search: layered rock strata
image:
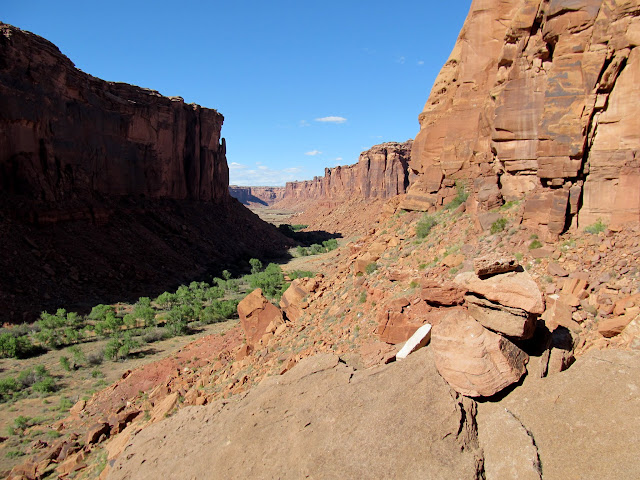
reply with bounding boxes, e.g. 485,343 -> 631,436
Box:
277,141 -> 414,207
228,186 -> 285,206
0,24 -> 290,322
403,0 -> 640,235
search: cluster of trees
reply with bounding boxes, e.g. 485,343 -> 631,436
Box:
296,238 -> 338,257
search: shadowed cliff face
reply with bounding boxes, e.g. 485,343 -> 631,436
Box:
277,141 -> 414,207
403,0 -> 640,236
0,24 -> 292,323
0,23 -> 229,212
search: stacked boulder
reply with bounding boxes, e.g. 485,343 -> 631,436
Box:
430,255 -> 545,397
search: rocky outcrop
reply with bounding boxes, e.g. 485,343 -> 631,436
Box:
402,0 -> 640,235
277,141 -> 413,207
107,349 -> 484,480
228,186 -> 285,206
0,24 -> 291,322
0,24 -> 229,211
237,289 -> 284,347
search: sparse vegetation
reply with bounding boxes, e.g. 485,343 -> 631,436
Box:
445,182 -> 469,210
529,239 -> 543,250
490,217 -> 507,234
365,262 -> 378,275
416,214 -> 437,239
584,218 -> 606,234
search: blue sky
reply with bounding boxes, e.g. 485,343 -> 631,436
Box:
3,1 -> 471,186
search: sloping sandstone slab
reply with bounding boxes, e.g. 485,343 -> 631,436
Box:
107,349 -> 482,480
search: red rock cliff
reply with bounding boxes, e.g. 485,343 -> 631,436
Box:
402,0 -> 640,235
0,23 -> 229,214
0,24 -> 291,323
279,141 -> 413,206
229,186 -> 286,206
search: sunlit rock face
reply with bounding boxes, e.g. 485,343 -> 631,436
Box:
403,0 -> 640,234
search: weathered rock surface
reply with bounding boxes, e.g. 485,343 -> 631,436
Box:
0,24 -> 291,322
478,349 -> 640,479
402,0 -> 640,233
432,309 -> 529,397
107,349 -> 483,480
237,289 -> 284,347
455,270 -> 545,314
276,141 -> 414,207
465,294 -> 536,339
228,186 -> 285,206
474,254 -> 520,277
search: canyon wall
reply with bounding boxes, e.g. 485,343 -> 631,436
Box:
402,0 -> 640,235
229,186 -> 286,206
0,24 -> 290,323
0,23 -> 229,217
278,141 -> 413,207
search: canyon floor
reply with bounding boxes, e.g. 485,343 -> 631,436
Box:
3,199 -> 640,479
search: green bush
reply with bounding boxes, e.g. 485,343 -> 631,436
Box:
322,239 -> 339,251
528,239 -> 543,250
59,356 -> 72,372
93,312 -> 124,337
104,333 -> 140,361
36,309 -> 85,348
490,218 -> 507,234
365,262 -> 378,275
289,270 -> 315,280
0,377 -> 21,402
155,292 -> 177,309
358,292 -> 367,303
416,214 -> 437,239
445,182 -> 469,210
249,258 -> 263,274
0,332 -> 34,359
296,245 -> 309,257
291,224 -> 308,232
584,218 -> 606,234
248,263 -> 286,300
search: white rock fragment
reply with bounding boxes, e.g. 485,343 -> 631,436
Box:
396,324 -> 432,360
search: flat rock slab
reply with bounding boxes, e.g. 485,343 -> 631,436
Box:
107,349 -> 482,480
465,295 -> 536,339
474,254 -> 520,277
478,349 -> 640,480
455,271 -> 545,314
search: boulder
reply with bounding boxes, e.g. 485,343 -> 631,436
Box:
598,309 -> 640,338
237,289 -> 284,347
421,280 -> 466,306
279,280 -> 308,322
473,254 -> 519,277
375,311 -> 422,344
431,310 -> 528,397
454,270 -> 545,314
465,295 -> 536,339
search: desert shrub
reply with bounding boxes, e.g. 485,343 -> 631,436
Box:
416,214 -> 437,239
291,224 -> 308,231
322,238 -> 339,251
490,218 -> 507,234
59,356 -> 72,372
0,332 -> 34,359
222,270 -> 232,280
445,182 -> 469,210
165,305 -> 194,337
36,309 -> 85,348
205,286 -> 225,301
247,263 -> 286,300
129,297 -> 156,328
365,262 -> 378,275
68,345 -> 85,368
87,350 -> 104,365
0,377 -> 21,402
296,246 -> 309,257
16,365 -> 56,395
93,311 -> 124,338
142,327 -> 168,343
155,292 -> 177,309
358,292 -> 367,303
104,333 -> 139,361
584,218 -> 606,234
289,270 -> 314,280
249,258 -> 263,274
528,239 -> 543,250
308,244 -> 324,255
88,304 -> 115,322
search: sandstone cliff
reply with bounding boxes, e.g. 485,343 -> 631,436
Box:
403,0 -> 640,236
277,141 -> 413,207
228,186 -> 286,206
0,24 -> 290,322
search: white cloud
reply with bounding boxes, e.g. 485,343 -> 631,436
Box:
417,60 -> 424,66
315,116 -> 347,124
305,150 -> 322,156
229,162 -> 304,186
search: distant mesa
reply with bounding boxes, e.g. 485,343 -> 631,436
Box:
229,186 -> 285,206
